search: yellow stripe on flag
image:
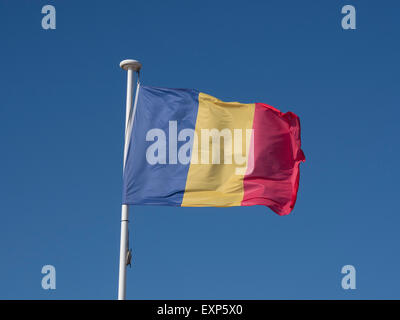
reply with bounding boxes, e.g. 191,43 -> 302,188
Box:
181,93 -> 255,207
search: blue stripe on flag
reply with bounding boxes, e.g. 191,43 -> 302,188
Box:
122,86 -> 199,206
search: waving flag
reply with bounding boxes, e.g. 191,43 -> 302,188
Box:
122,85 -> 305,215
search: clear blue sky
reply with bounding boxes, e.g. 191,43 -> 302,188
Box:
0,0 -> 399,299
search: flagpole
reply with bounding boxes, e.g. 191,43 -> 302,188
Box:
118,59 -> 142,300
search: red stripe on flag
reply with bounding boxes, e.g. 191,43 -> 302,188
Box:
241,103 -> 305,215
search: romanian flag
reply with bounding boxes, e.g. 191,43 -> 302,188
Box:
122,85 -> 305,215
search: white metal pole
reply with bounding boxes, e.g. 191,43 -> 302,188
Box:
118,204 -> 129,300
118,59 -> 142,300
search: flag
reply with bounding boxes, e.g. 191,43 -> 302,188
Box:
122,85 -> 305,215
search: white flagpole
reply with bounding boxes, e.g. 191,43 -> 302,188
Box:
118,59 -> 142,300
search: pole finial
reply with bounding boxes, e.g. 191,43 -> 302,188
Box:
120,59 -> 142,71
